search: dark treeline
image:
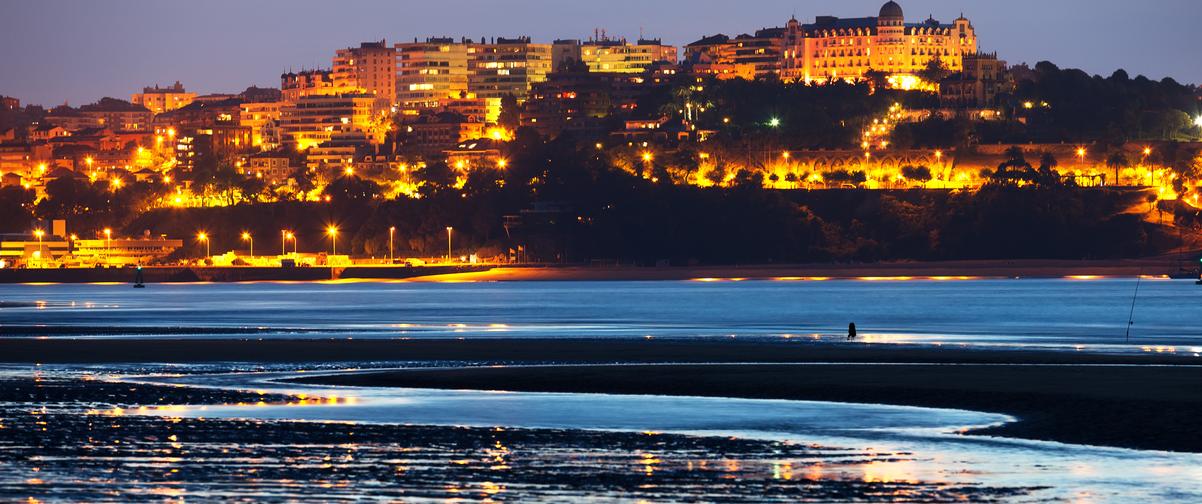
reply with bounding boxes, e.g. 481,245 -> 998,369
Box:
108,134 -> 1177,264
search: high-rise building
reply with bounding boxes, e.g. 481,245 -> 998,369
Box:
332,40 -> 397,108
395,37 -> 470,114
130,82 -> 196,115
466,37 -> 552,101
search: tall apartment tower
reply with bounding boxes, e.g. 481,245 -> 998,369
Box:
333,40 -> 397,108
466,37 -> 552,101
395,37 -> 470,114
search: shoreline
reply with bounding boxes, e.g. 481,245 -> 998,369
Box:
0,258 -> 1196,284
413,259 -> 1196,282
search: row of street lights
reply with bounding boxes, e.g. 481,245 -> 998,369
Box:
192,226 -> 457,263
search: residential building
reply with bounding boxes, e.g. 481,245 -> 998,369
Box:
395,37 -> 470,114
278,94 -> 379,150
403,111 -> 484,154
281,70 -> 355,103
333,40 -> 397,108
130,82 -> 196,115
78,98 -> 153,132
580,37 -> 677,74
239,101 -> 283,150
467,37 -> 552,101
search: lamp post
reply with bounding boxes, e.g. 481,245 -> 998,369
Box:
389,226 -> 396,264
103,228 -> 112,261
33,229 -> 44,268
288,232 -> 296,255
241,232 -> 253,259
196,232 -> 209,261
281,230 -> 288,256
446,226 -> 453,262
326,226 -> 338,256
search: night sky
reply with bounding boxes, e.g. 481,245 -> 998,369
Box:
3,0 -> 1198,106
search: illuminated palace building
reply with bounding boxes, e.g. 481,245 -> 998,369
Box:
687,1 -> 978,87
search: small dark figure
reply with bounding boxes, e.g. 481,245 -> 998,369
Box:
847,322 -> 857,341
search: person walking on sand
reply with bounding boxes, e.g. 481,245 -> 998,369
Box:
847,322 -> 857,341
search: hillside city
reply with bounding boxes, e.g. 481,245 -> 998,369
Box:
1,1 -> 1201,270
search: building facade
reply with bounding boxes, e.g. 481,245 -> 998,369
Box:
466,37 -> 552,101
130,82 -> 196,115
686,2 -> 978,86
395,38 -> 471,114
278,94 -> 378,150
332,40 -> 397,108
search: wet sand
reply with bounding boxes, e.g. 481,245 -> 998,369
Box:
301,362 -> 1202,453
0,374 -> 1036,502
6,338 -> 1201,452
3,337 -> 1200,364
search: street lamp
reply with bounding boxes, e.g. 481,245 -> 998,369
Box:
281,230 -> 288,256
389,226 -> 396,264
288,232 -> 296,255
33,229 -> 44,267
241,232 -> 253,259
103,228 -> 112,260
326,226 -> 338,256
196,232 -> 209,261
1076,147 -> 1086,165
446,226 -> 453,262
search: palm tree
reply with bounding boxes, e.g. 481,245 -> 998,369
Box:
1037,152 -> 1060,186
1106,152 -> 1130,187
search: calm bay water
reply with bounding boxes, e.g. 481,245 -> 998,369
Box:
2,278 -> 1201,352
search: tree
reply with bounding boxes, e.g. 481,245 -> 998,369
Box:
1105,152 -> 1130,186
0,186 -> 36,233
917,59 -> 950,85
901,165 -> 933,187
498,94 -> 521,131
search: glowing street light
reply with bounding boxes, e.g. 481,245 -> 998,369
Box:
103,228 -> 112,259
1195,116 -> 1202,128
781,151 -> 790,160
768,117 -> 781,128
445,226 -> 454,262
281,230 -> 289,256
33,229 -> 44,267
1076,147 -> 1087,165
496,158 -> 508,169
288,232 -> 296,255
241,232 -> 253,259
388,226 -> 396,264
196,232 -> 209,260
641,151 -> 653,163
326,226 -> 339,256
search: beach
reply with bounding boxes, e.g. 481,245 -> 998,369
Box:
5,337 -> 1201,452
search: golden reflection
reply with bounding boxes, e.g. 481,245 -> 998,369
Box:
860,460 -> 920,484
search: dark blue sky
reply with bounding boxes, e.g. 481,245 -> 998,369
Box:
3,0 -> 1198,106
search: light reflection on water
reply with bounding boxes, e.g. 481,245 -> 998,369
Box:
4,278 -> 1202,354
121,367 -> 1202,503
